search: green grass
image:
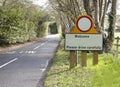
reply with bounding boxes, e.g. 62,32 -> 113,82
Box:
91,54 -> 120,87
45,36 -> 120,87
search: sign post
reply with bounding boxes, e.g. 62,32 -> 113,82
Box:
81,51 -> 87,67
65,15 -> 103,68
93,51 -> 98,65
70,50 -> 77,68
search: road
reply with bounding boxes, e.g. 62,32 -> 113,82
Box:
0,34 -> 60,87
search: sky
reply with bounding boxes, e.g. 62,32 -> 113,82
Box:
117,0 -> 120,15
32,0 -> 48,7
32,0 -> 120,15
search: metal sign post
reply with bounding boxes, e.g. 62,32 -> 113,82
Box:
81,51 -> 87,67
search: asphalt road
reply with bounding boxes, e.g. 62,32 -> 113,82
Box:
0,34 -> 60,87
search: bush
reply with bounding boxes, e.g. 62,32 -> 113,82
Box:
0,1 -> 49,46
36,22 -> 47,37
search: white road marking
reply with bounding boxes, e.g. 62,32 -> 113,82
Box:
40,69 -> 46,72
25,51 -> 36,54
0,58 -> 18,69
33,46 -> 40,50
33,41 -> 48,50
5,51 -> 16,54
19,51 -> 36,54
45,60 -> 49,68
40,60 -> 49,73
19,51 -> 24,54
40,43 -> 45,46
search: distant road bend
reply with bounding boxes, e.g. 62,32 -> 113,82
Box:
0,34 -> 60,87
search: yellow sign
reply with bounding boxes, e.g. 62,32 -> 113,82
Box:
71,15 -> 98,34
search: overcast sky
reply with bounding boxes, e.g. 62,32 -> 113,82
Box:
32,0 -> 48,7
32,0 -> 120,15
117,0 -> 120,15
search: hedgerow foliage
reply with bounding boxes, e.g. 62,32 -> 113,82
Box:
0,0 -> 48,45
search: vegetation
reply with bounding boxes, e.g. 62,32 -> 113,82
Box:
48,0 -> 117,52
0,0 -> 49,46
45,35 -> 120,87
0,0 -> 119,86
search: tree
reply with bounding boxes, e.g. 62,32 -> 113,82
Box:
0,0 -> 49,45
49,0 -> 117,52
107,0 -> 117,52
49,0 -> 84,34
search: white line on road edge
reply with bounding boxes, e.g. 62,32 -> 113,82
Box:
0,58 -> 18,69
40,60 -> 49,73
40,69 -> 46,72
45,60 -> 49,68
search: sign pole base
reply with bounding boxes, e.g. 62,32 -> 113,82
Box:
81,51 -> 87,67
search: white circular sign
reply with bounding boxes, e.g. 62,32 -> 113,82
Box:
77,17 -> 92,31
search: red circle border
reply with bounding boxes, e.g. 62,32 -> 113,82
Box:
76,16 -> 93,32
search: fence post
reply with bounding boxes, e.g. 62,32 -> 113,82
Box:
116,37 -> 119,57
116,37 -> 119,51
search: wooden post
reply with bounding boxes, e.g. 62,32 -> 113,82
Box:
93,51 -> 98,65
115,37 -> 120,57
70,50 -> 77,68
116,37 -> 119,52
81,51 -> 87,67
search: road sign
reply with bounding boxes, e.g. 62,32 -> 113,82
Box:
65,34 -> 103,50
71,15 -> 98,34
76,16 -> 92,32
65,15 -> 103,51
65,15 -> 102,67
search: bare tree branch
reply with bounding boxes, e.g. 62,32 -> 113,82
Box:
2,0 -> 7,6
83,0 -> 92,17
93,0 -> 100,32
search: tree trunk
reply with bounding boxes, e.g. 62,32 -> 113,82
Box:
83,0 -> 92,17
93,0 -> 100,32
106,0 -> 117,52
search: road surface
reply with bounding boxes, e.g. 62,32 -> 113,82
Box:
0,34 -> 60,87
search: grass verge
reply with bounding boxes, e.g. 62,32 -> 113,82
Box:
44,38 -> 120,87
